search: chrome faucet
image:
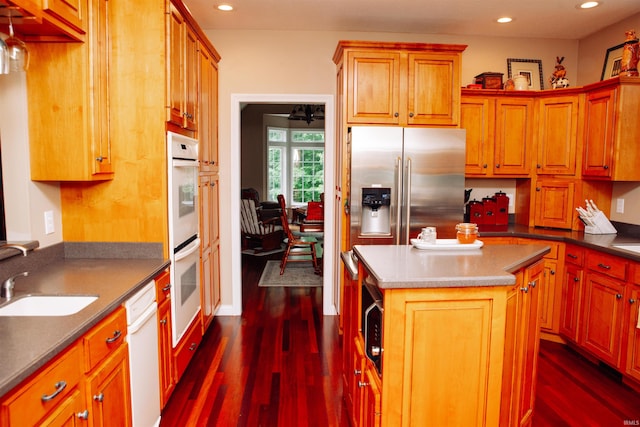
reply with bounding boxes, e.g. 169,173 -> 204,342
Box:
2,244 -> 30,256
1,272 -> 29,299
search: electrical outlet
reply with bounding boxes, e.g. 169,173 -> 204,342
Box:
44,210 -> 55,234
616,198 -> 625,214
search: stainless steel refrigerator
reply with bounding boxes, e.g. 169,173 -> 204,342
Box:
349,126 -> 466,245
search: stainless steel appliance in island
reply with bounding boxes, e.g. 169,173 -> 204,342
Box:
349,126 -> 466,244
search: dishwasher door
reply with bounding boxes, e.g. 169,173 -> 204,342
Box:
126,283 -> 161,427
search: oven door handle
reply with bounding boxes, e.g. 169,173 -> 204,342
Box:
173,159 -> 198,168
174,238 -> 201,261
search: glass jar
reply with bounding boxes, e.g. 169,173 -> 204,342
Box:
456,223 -> 478,244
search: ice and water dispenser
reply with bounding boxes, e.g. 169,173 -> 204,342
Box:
360,187 -> 391,235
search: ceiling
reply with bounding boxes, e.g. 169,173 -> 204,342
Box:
183,0 -> 640,40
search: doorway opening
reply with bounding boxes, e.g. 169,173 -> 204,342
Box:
229,94 -> 336,316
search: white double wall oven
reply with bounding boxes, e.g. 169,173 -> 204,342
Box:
167,131 -> 200,347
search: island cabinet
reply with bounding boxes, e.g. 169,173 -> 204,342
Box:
0,306 -> 132,426
461,90 -> 534,177
559,245 -> 585,342
582,76 -> 640,180
333,41 -> 466,127
27,0 -> 113,181
347,244 -> 548,427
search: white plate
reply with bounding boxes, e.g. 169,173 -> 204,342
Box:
410,238 -> 484,250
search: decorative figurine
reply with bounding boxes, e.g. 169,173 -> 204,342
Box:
550,56 -> 569,89
620,30 -> 639,77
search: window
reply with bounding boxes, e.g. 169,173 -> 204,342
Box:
267,127 -> 324,205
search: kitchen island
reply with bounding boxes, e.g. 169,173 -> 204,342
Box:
344,243 -> 549,427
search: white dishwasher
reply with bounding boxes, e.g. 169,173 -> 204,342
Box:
125,281 -> 161,427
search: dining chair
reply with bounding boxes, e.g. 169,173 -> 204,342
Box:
277,194 -> 320,275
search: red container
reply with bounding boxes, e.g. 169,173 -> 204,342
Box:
482,197 -> 497,225
466,200 -> 484,224
494,191 -> 509,225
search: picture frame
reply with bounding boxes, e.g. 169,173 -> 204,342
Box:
601,42 -> 625,81
507,58 -> 544,90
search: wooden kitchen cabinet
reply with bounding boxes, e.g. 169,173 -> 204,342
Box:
461,91 -> 534,177
1,0 -> 86,42
84,343 -> 132,427
559,245 -> 585,342
81,306 -> 132,427
155,270 -> 175,409
580,251 -> 628,368
167,2 -> 198,134
534,93 -> 581,176
0,343 -> 83,426
200,173 -> 220,331
198,43 -> 221,172
334,41 -> 466,127
27,0 -> 113,181
533,179 -> 576,229
626,265 -> 640,383
173,313 -> 202,383
582,77 -> 640,180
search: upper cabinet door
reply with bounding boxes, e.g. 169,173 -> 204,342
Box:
493,97 -> 534,176
536,95 -> 580,176
461,96 -> 493,176
582,86 -> 616,178
346,50 -> 401,125
406,52 -> 460,126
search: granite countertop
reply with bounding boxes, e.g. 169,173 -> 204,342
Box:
0,256 -> 169,397
353,243 -> 550,289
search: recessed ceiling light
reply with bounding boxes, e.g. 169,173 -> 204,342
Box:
579,1 -> 600,9
217,4 -> 233,11
497,17 -> 513,24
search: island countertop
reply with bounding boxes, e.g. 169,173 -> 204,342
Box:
352,243 -> 550,289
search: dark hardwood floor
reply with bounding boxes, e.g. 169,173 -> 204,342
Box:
160,253 -> 640,426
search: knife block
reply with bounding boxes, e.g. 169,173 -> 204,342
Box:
584,211 -> 617,234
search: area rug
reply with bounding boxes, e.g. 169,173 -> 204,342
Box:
258,260 -> 322,287
241,244 -> 286,257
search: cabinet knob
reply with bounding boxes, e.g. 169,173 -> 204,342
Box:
536,164 -> 541,168
536,187 -> 541,192
495,164 -> 500,168
520,286 -> 529,293
394,112 -> 399,117
77,410 -> 90,420
616,293 -> 622,299
371,346 -> 381,356
160,318 -> 167,325
358,380 -> 369,388
629,298 -> 637,304
189,342 -> 197,351
354,369 -> 361,376
483,164 -> 488,168
550,269 -> 556,275
93,392 -> 104,402
603,165 -> 609,170
409,112 -> 414,118
96,156 -> 104,162
573,276 -> 579,282
529,280 -> 537,288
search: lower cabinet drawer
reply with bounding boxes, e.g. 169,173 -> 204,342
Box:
586,251 -> 628,281
1,344 -> 82,427
83,306 -> 128,372
173,315 -> 203,382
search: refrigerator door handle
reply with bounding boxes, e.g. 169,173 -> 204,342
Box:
395,156 -> 402,245
405,157 -> 412,244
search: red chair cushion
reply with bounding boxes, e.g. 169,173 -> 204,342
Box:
306,201 -> 324,221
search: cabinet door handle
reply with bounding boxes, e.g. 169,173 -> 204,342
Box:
93,392 -> 104,402
597,263 -> 611,270
162,284 -> 171,292
160,318 -> 167,325
105,330 -> 122,344
520,286 -> 529,293
96,156 -> 104,162
354,369 -> 361,376
189,342 -> 197,351
567,253 -> 578,259
41,380 -> 67,401
529,280 -> 537,288
77,410 -> 89,420
358,380 -> 369,388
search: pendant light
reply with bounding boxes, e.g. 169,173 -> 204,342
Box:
4,14 -> 29,72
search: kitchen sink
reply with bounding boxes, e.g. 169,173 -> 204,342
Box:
612,244 -> 640,255
0,295 -> 98,317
